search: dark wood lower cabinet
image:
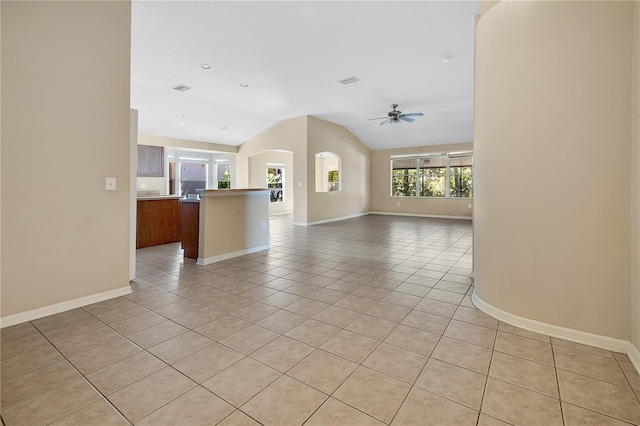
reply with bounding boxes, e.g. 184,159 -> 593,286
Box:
181,201 -> 200,259
136,198 -> 181,248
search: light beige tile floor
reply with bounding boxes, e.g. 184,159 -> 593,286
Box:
2,215 -> 640,425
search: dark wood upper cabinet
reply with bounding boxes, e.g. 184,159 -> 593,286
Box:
138,145 -> 164,177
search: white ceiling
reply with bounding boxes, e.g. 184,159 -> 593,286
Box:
131,1 -> 479,151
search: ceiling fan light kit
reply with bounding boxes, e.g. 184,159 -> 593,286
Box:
367,104 -> 423,126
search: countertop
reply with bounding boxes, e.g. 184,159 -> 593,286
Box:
136,195 -> 182,201
196,188 -> 269,197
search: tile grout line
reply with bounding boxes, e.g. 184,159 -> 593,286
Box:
26,321 -> 134,426
83,300 -> 261,425
614,355 -> 640,405
551,341 -> 568,426
386,287 -> 461,426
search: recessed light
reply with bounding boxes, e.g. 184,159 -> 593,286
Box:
441,55 -> 452,63
221,125 -> 227,130
179,121 -> 185,125
239,83 -> 249,88
171,84 -> 192,92
176,114 -> 184,119
200,64 -> 211,70
338,76 -> 360,85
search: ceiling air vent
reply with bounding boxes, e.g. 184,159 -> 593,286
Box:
337,76 -> 360,85
171,84 -> 192,92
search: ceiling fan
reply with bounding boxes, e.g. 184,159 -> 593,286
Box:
367,104 -> 424,125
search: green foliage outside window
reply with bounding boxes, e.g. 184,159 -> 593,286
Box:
419,168 -> 446,197
268,167 -> 284,202
392,169 -> 417,196
217,163 -> 231,189
327,170 -> 339,191
391,154 -> 473,198
450,166 -> 473,197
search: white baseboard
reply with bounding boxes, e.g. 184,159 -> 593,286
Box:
269,211 -> 292,217
197,244 -> 270,265
370,211 -> 472,220
471,292 -> 630,353
294,212 -> 370,227
628,342 -> 640,374
0,286 -> 132,329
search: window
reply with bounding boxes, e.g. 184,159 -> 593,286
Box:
390,152 -> 473,198
449,154 -> 473,197
167,150 -> 232,195
392,158 -> 417,197
216,162 -> 231,189
327,170 -> 339,192
419,156 -> 446,197
267,166 -> 284,203
315,152 -> 341,192
180,162 -> 207,197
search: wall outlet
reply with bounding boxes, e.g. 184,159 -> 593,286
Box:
106,177 -> 116,191
140,183 -> 147,189
297,181 -> 304,187
468,203 -> 472,209
332,205 -> 335,210
261,222 -> 266,230
396,201 -> 400,206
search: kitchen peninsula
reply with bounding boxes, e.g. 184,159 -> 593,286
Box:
180,189 -> 271,264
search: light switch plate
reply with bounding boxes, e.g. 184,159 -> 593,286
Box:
106,177 -> 117,191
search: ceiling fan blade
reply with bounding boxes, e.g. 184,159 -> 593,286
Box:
379,118 -> 391,126
400,116 -> 415,123
366,117 -> 389,121
400,113 -> 423,117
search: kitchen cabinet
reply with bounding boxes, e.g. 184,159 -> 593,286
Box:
138,145 -> 164,177
136,197 -> 181,248
180,199 -> 200,259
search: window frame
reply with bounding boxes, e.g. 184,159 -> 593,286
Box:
315,152 -> 341,193
178,160 -> 208,197
390,151 -> 473,199
267,164 -> 285,203
167,149 -> 233,194
215,161 -> 231,189
327,169 -> 339,192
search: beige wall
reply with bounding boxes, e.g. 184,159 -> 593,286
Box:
198,192 -> 270,261
130,110 -> 138,281
137,176 -> 167,195
631,1 -> 640,352
1,1 -> 131,317
249,151 -> 294,215
370,142 -> 473,218
474,1 -> 632,339
237,117 -> 308,223
480,0 -> 499,16
306,117 -> 370,223
138,134 -> 237,153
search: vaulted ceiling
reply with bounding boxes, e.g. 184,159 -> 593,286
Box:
131,1 -> 480,150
